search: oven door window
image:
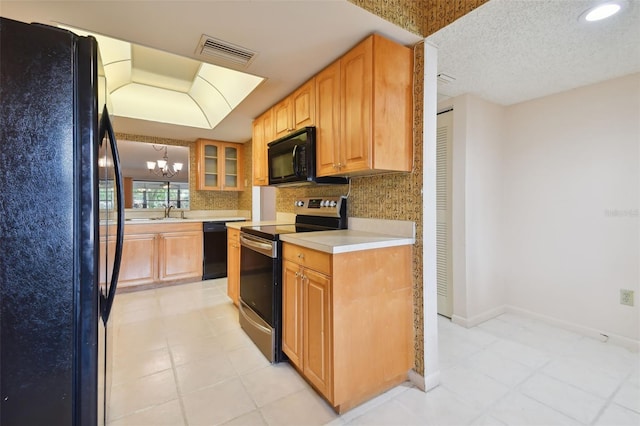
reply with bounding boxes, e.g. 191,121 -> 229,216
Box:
240,245 -> 276,326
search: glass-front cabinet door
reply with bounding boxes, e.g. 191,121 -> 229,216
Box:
224,145 -> 239,189
196,139 -> 243,191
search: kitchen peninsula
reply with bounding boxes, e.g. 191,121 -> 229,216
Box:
102,210 -> 248,291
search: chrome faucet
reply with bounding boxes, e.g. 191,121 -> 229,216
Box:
164,204 -> 174,218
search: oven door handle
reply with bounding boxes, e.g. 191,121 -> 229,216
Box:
239,301 -> 272,334
240,233 -> 276,258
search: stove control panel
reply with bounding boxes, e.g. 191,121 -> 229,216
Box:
294,196 -> 346,217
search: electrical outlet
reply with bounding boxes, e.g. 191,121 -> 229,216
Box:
620,289 -> 634,306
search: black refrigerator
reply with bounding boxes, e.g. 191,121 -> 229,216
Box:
0,17 -> 124,426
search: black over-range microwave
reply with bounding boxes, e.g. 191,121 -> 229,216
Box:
267,126 -> 348,187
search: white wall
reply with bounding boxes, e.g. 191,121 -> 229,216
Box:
503,73 -> 640,343
448,94 -> 508,326
446,73 -> 639,344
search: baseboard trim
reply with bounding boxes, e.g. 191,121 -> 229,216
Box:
408,368 -> 441,392
505,306 -> 640,352
451,305 -> 507,328
408,369 -> 425,391
450,304 -> 639,352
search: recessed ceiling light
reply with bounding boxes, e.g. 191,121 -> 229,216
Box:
579,1 -> 628,22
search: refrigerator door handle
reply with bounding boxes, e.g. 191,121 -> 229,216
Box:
100,106 -> 124,323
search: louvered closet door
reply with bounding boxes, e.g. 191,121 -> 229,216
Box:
437,110 -> 453,318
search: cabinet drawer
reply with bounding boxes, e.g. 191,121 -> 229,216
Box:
283,243 -> 331,275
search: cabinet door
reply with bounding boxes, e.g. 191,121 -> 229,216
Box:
273,97 -> 292,139
197,139 -> 244,191
315,61 -> 342,177
197,140 -> 221,190
226,229 -> 240,306
158,231 -> 203,282
118,234 -> 157,287
303,268 -> 332,398
252,110 -> 271,186
292,78 -> 315,129
223,144 -> 243,191
340,37 -> 373,174
282,260 -> 303,368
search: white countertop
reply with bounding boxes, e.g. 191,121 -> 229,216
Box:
119,216 -> 247,225
279,229 -> 414,254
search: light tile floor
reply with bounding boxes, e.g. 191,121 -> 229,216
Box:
108,280 -> 640,426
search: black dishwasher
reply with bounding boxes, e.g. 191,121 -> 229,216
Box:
202,221 -> 241,280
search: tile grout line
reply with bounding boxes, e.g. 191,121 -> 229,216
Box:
164,311 -> 191,426
588,367 -> 637,425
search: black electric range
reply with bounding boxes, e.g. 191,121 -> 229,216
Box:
240,197 -> 348,241
238,196 -> 347,363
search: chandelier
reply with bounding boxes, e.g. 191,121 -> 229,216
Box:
146,145 -> 183,178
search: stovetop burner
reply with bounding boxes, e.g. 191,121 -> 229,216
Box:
240,196 -> 347,241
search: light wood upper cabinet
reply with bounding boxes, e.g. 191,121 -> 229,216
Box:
252,33 -> 411,184
273,78 -> 316,140
252,109 -> 272,186
226,228 -> 241,306
316,34 -> 413,177
291,78 -> 315,130
196,139 -> 244,191
272,97 -> 292,139
315,61 -> 342,177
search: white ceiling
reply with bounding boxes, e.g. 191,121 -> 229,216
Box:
429,0 -> 640,106
3,1 -> 638,143
1,0 -> 422,143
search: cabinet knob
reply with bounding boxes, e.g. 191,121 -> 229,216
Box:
297,253 -> 305,259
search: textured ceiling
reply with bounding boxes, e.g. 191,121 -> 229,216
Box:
4,1 -> 638,140
429,0 -> 640,106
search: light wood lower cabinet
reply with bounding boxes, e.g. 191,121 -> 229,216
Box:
226,228 -> 241,305
119,233 -> 157,287
101,222 -> 203,289
282,243 -> 413,413
158,229 -> 203,282
282,259 -> 332,397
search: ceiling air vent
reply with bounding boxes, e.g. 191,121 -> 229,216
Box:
196,35 -> 256,68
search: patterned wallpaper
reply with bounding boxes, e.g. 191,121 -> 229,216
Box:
422,0 -> 490,36
348,0 -> 489,37
116,133 -> 241,211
